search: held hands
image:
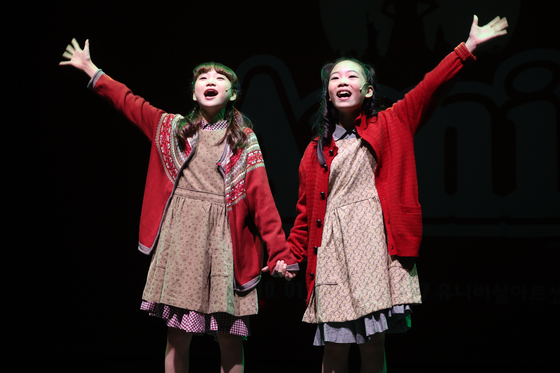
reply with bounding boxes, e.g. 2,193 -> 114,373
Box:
261,260 -> 297,281
465,15 -> 509,53
59,38 -> 99,78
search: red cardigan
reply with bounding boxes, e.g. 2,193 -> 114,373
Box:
92,73 -> 298,292
288,43 -> 476,303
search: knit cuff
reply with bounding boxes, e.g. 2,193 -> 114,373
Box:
87,69 -> 105,91
455,42 -> 477,63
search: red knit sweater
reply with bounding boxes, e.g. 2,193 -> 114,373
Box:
288,43 -> 476,303
92,73 -> 298,292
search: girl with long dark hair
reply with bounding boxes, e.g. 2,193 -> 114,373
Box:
288,15 -> 508,373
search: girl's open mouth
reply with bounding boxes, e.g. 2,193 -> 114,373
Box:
337,90 -> 351,98
204,89 -> 218,97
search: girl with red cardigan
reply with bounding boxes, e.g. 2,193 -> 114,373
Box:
287,15 -> 508,373
60,40 -> 298,373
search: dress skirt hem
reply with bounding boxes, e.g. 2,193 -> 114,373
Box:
311,305 -> 412,346
141,300 -> 250,339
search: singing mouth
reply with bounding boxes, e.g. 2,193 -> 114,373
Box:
204,89 -> 218,97
337,90 -> 351,98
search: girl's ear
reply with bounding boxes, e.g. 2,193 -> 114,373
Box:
365,85 -> 374,98
230,90 -> 237,101
193,92 -> 197,101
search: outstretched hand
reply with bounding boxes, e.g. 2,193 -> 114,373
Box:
465,15 -> 508,53
59,38 -> 99,77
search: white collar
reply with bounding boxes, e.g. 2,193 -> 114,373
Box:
333,125 -> 358,141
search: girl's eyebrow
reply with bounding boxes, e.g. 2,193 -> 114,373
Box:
330,69 -> 361,76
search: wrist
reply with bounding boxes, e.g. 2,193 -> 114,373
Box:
83,61 -> 99,78
465,38 -> 477,53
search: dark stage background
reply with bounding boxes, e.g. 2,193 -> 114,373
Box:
8,1 -> 559,372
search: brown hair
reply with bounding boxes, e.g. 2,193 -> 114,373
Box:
177,62 -> 252,152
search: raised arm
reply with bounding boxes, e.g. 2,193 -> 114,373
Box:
59,38 -> 164,139
465,15 -> 509,53
389,15 -> 509,135
59,38 -> 99,78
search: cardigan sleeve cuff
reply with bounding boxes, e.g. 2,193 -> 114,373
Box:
87,69 -> 105,91
455,42 -> 477,63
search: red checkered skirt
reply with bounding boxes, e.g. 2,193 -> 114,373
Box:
141,301 -> 250,338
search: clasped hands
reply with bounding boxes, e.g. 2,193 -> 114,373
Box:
262,260 -> 297,281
